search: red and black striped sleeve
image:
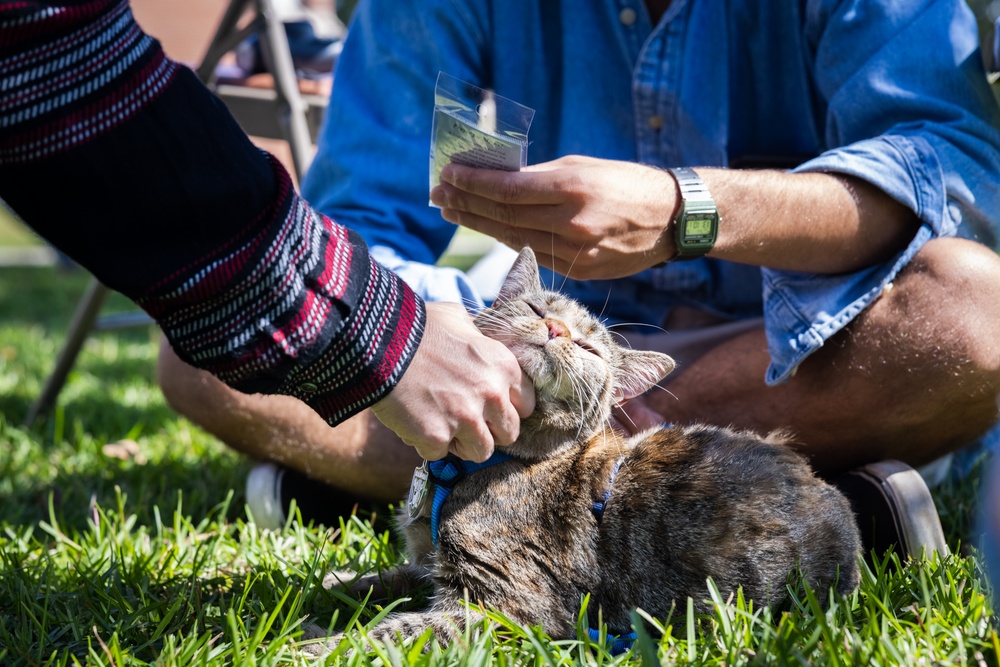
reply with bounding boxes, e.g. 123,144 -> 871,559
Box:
0,0 -> 425,425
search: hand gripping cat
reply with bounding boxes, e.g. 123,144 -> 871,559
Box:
320,246 -> 861,652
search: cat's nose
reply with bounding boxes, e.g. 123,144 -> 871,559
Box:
546,318 -> 571,340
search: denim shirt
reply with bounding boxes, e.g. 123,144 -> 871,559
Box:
302,0 -> 1000,385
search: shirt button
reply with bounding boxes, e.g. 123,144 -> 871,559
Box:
648,115 -> 664,129
298,382 -> 318,394
619,7 -> 637,25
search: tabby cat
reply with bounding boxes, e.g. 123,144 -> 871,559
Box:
327,246 -> 861,648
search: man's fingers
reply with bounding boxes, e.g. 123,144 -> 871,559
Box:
484,394 -> 522,448
450,422 -> 494,463
514,371 -> 536,418
409,421 -> 495,463
410,437 -> 450,462
439,206 -> 583,271
440,163 -> 563,206
439,205 -> 527,249
433,184 -> 563,233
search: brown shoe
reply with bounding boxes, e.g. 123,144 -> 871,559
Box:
831,459 -> 949,565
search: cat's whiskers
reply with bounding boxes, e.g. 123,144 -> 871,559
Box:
596,286 -> 614,322
602,423 -> 616,453
569,367 -> 608,441
475,308 -> 513,327
458,296 -> 486,314
549,231 -> 556,292
607,330 -> 632,347
598,415 -> 629,459
606,322 -> 670,335
613,405 -> 641,435
574,390 -> 586,441
475,310 -> 518,339
558,244 -> 587,294
575,371 -> 595,440
643,382 -> 679,403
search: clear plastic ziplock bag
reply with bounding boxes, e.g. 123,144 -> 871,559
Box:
429,72 -> 535,205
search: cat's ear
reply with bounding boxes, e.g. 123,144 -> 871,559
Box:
612,350 -> 676,404
495,246 -> 543,305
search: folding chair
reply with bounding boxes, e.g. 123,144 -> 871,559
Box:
24,0 -> 326,426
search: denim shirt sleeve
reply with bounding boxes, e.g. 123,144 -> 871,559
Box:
300,0 -> 488,266
761,0 -> 1000,384
371,245 -> 486,310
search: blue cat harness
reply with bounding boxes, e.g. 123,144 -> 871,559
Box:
424,451 -> 513,548
411,451 -> 636,654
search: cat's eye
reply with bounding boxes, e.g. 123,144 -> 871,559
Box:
526,302 -> 546,318
574,339 -> 601,358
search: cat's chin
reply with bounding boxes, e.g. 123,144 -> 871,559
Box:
514,350 -> 591,405
527,373 -> 576,405
504,393 -> 612,460
496,432 -> 581,461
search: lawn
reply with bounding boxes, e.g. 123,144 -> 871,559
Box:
1,210 -> 998,666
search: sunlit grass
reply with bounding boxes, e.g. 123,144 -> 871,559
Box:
0,262 -> 997,666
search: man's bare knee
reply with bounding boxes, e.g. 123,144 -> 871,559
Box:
805,238 -> 1000,461
156,335 -> 216,415
897,238 -> 1000,365
878,237 -> 1000,452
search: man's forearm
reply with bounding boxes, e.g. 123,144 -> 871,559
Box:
698,168 -> 921,274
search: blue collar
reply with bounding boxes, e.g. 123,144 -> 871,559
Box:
590,456 -> 624,523
587,627 -> 637,655
428,451 -> 513,547
591,424 -> 671,523
587,456 -> 634,654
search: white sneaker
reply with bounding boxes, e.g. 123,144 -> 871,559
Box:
245,462 -> 378,529
245,462 -> 288,530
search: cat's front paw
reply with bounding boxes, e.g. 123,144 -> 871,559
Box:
324,563 -> 431,600
298,623 -> 347,657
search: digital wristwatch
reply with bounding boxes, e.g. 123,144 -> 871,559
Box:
667,166 -> 719,261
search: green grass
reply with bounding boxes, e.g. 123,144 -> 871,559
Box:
1,251 -> 999,665
0,203 -> 40,246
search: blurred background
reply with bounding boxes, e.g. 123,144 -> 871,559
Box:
3,0 -> 998,252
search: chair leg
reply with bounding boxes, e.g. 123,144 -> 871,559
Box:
24,277 -> 109,426
254,0 -> 313,180
195,0 -> 255,84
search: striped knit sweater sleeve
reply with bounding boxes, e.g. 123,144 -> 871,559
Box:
0,0 -> 425,425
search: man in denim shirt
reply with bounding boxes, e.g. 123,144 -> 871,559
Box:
159,0 -> 1000,537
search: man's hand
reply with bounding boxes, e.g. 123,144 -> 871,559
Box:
433,158 -> 923,277
430,155 -> 680,280
371,301 -> 535,462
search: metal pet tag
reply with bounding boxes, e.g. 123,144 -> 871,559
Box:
407,460 -> 430,519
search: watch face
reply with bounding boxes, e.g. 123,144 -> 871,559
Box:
684,213 -> 716,240
685,215 -> 714,238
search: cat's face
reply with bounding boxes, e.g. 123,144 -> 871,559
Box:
475,247 -> 675,450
